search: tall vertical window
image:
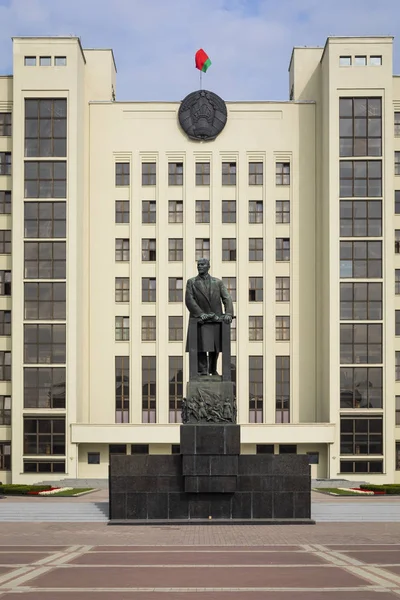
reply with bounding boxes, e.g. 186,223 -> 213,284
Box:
195,238 -> 210,261
115,356 -> 129,423
142,163 -> 156,185
142,201 -> 156,223
396,231 -> 400,254
142,277 -> 156,302
0,442 -> 11,470
276,277 -> 290,302
168,277 -> 183,302
396,270 -> 400,295
397,310 -> 400,336
222,200 -> 236,223
115,239 -> 129,262
249,200 -> 263,223
249,277 -> 263,302
0,396 -> 11,425
115,316 -> 129,341
168,238 -> 183,261
222,277 -> 236,302
196,163 -> 210,185
276,356 -> 290,423
396,352 -> 400,381
339,161 -> 382,197
142,316 -> 156,341
249,162 -> 263,185
395,112 -> 400,137
168,200 -> 183,223
0,153 -> 11,175
142,356 -> 156,423
276,238 -> 290,261
249,238 -> 263,261
397,442 -> 400,471
0,113 -> 11,136
396,396 -> 400,426
249,356 -> 263,423
168,163 -> 183,185
396,152 -> 400,176
116,201 -> 129,223
339,98 -> 382,157
0,191 -> 11,214
222,238 -> 236,261
195,200 -> 210,223
142,239 -> 156,261
115,277 -> 129,302
222,162 -> 236,185
276,316 -> 290,341
0,311 -> 11,335
0,352 -> 10,381
115,163 -> 130,186
169,356 -> 183,423
24,161 -> 66,198
396,191 -> 400,215
0,271 -> 11,296
276,162 -> 290,185
25,99 -> 67,157
169,316 -> 183,341
276,200 -> 290,223
249,316 -> 263,341
0,231 -> 11,254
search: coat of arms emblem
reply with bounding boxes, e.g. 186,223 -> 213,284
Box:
178,90 -> 227,141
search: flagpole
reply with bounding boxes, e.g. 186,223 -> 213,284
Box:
200,70 -> 202,90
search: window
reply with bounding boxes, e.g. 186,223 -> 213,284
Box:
116,201 -> 129,223
115,239 -> 129,262
0,191 -> 11,214
24,202 -> 66,238
0,271 -> 11,296
369,56 -> 382,66
276,162 -> 290,185
0,113 -> 11,136
24,417 -> 65,455
397,311 -> 400,336
340,241 -> 382,278
109,444 -> 126,456
169,356 -> 183,423
195,238 -> 210,261
23,460 -> 65,473
0,396 -> 10,425
169,277 -> 183,302
279,445 -> 297,454
276,356 -> 290,423
396,192 -> 400,214
249,316 -> 263,341
397,351 -> 400,381
195,200 -> 210,223
24,324 -> 66,364
142,277 -> 156,302
0,311 -> 11,336
396,152 -> 400,176
340,56 -> 351,66
24,282 -> 66,320
24,242 -> 66,279
249,356 -> 263,423
142,356 -> 156,423
340,416 -> 382,455
24,56 -> 36,66
340,367 -> 382,409
307,452 -> 319,465
276,238 -> 290,261
24,161 -> 66,198
39,56 -> 51,66
115,163 -> 130,186
115,316 -> 129,341
396,442 -> 400,470
168,238 -> 183,261
24,367 -> 65,409
0,442 -> 11,470
0,230 -> 11,254
222,238 -> 236,261
172,444 -> 180,454
88,453 -> 100,465
142,201 -> 156,224
0,352 -> 11,381
249,162 -> 263,185
196,162 -> 210,185
396,397 -> 400,426
131,444 -> 148,454
0,153 -> 11,176
395,113 -> 400,137
222,277 -> 236,302
276,200 -> 290,224
354,56 -> 367,66
142,238 -> 156,261
55,56 -> 67,66
256,445 -> 274,454
276,277 -> 290,302
222,200 -> 236,223
249,277 -> 263,302
340,160 -> 382,197
340,200 -> 381,236
222,162 -> 236,185
142,316 -> 156,341
249,238 -> 263,261
168,200 -> 183,223
169,316 -> 183,341
340,283 -> 382,320
142,162 -> 156,185
25,99 -> 67,157
168,162 -> 183,185
339,98 -> 382,157
115,277 -> 129,303
340,323 -> 382,364
396,270 -> 400,295
249,200 -> 263,224
276,316 -> 290,341
115,357 -> 129,423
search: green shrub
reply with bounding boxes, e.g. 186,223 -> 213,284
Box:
360,484 -> 400,494
0,484 -> 51,495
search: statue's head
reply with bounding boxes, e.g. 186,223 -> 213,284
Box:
197,258 -> 210,275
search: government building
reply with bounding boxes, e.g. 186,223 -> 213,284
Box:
0,35 -> 399,484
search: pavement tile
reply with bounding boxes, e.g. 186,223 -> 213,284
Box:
0,552 -> 51,565
0,593 -> 398,600
345,550 -> 400,564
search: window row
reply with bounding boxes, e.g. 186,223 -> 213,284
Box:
23,417 -> 65,456
340,416 -> 382,455
24,242 -> 66,279
24,56 -> 67,67
24,202 -> 66,238
0,152 -> 11,176
24,161 -> 66,198
339,56 -> 382,67
24,324 -> 66,364
340,324 -> 382,364
340,241 -> 381,278
339,160 -> 382,197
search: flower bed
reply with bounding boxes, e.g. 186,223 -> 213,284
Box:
27,487 -> 73,496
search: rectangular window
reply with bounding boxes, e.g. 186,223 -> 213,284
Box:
24,367 -> 65,408
276,316 -> 290,341
257,444 -> 274,454
354,56 -> 367,66
24,282 -> 66,320
249,200 -> 263,224
168,200 -> 183,223
24,202 -> 66,238
0,113 -> 11,136
397,311 -> 400,336
396,191 -> 400,214
222,238 -> 236,261
23,417 -> 65,455
276,356 -> 290,423
249,238 -> 263,261
276,200 -> 290,224
115,356 -> 129,423
24,56 -> 36,66
276,277 -> 290,302
396,351 -> 400,381
24,324 -> 66,364
340,160 -> 382,197
396,270 -> 400,295
169,356 -> 183,423
168,162 -> 183,185
0,352 -> 10,382
196,162 -> 210,186
0,311 -> 11,335
0,191 -> 11,214
169,316 -> 183,341
0,230 -> 11,254
340,282 -> 382,320
142,356 -> 156,423
142,201 -> 156,224
249,356 -> 263,423
395,228 -> 399,253
222,277 -> 236,302
88,452 -> 100,465
142,316 -> 156,341
55,56 -> 67,66
339,56 -> 351,66
142,162 -> 156,185
249,277 -> 263,302
142,238 -> 156,261
115,163 -> 130,186
395,113 -> 400,137
0,442 -> 11,470
131,444 -> 148,454
279,445 -> 297,454
25,99 -> 67,157
24,241 -> 66,279
222,200 -> 236,223
169,277 -> 183,302
340,323 -> 382,364
142,277 -> 156,302
0,271 -> 11,296
0,396 -> 10,425
109,444 -> 127,455
249,162 -> 263,185
249,316 -> 263,341
339,98 -> 382,157
115,238 -> 129,262
369,56 -> 382,66
340,200 -> 381,236
340,367 -> 382,409
396,396 -> 400,426
0,152 -> 11,176
23,460 -> 65,473
222,162 -> 236,185
195,200 -> 210,223
115,277 -> 129,303
115,316 -> 129,341
24,161 -> 66,198
39,56 -> 51,66
116,201 -> 129,223
276,238 -> 290,261
168,238 -> 183,261
396,442 -> 400,470
340,416 -> 382,455
396,152 -> 400,176
195,238 -> 210,261
340,241 -> 382,278
276,162 -> 290,185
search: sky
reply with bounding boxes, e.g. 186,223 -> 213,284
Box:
0,0 -> 399,101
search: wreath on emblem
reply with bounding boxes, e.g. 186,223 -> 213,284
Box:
178,90 -> 227,141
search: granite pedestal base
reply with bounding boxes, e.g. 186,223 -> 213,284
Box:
109,425 -> 313,523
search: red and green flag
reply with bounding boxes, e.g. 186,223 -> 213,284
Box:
195,49 -> 211,73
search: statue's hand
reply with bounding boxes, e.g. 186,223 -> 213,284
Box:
223,314 -> 232,324
200,313 -> 208,321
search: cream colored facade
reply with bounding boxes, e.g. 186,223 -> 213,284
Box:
0,35 -> 399,484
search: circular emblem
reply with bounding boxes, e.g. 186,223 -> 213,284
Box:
178,90 -> 227,141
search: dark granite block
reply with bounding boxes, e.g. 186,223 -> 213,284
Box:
180,425 -> 195,455
275,475 -> 311,493
273,492 -> 295,519
168,493 -> 189,519
180,425 -> 240,456
225,425 -> 240,454
125,476 -> 158,492
209,495 -> 232,519
147,493 -> 168,519
252,492 -> 273,518
196,425 -> 225,454
232,492 -> 252,519
110,476 -> 129,493
271,455 -> 310,475
238,455 -> 274,475
184,476 -> 237,493
189,496 -> 211,519
110,493 -> 126,519
126,493 -> 147,520
156,476 -> 184,492
237,475 -> 274,492
111,455 -> 181,477
294,492 -> 311,519
182,455 -> 238,476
